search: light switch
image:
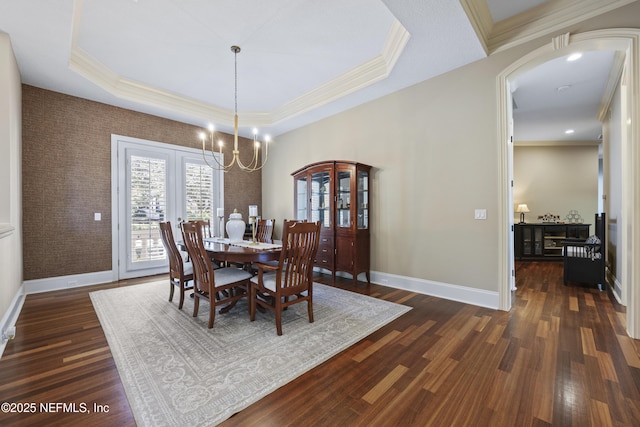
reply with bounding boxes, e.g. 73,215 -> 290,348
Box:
474,209 -> 487,220
94,212 -> 101,221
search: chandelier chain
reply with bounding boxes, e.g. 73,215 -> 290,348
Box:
234,47 -> 238,115
199,45 -> 270,173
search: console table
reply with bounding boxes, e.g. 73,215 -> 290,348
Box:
515,223 -> 590,260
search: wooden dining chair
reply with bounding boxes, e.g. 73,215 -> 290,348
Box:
249,220 -> 321,335
199,219 -> 213,239
159,221 -> 194,309
181,221 -> 253,328
256,218 -> 275,242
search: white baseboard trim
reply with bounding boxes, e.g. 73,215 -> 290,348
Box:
314,267 -> 499,309
369,271 -> 499,309
0,284 -> 25,358
612,277 -> 623,305
23,271 -> 113,295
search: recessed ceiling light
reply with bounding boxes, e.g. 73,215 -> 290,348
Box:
565,129 -> 575,134
567,53 -> 582,61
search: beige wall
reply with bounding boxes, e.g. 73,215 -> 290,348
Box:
264,53 -> 510,292
262,2 -> 640,293
22,86 -> 261,281
513,144 -> 599,229
0,33 -> 22,327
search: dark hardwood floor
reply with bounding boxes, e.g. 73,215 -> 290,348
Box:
1,262 -> 640,426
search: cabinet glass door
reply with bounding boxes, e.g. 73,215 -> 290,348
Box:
533,227 -> 542,254
295,176 -> 307,220
522,226 -> 542,255
337,170 -> 351,228
357,170 -> 369,229
522,227 -> 532,255
311,171 -> 331,227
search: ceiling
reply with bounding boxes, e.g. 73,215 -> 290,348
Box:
0,0 -> 633,142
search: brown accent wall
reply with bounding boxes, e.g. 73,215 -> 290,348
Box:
22,85 -> 261,280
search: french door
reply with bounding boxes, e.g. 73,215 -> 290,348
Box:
112,135 -> 223,279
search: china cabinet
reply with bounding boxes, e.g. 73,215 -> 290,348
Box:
292,161 -> 371,284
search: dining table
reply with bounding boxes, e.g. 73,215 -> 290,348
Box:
200,237 -> 282,265
177,237 -> 281,264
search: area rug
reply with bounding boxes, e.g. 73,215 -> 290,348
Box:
90,281 -> 411,426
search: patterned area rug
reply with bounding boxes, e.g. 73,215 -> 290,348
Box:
90,281 -> 411,426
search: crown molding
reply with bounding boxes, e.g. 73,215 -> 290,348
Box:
272,19 -> 410,124
382,19 -> 412,72
69,0 -> 409,130
458,0 -> 493,54
461,0 -> 638,55
68,47 -> 243,127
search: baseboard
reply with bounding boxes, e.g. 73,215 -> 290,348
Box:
611,277 -> 623,304
605,266 -> 623,304
23,271 -> 113,295
370,271 -> 499,309
314,267 -> 499,309
0,284 -> 25,358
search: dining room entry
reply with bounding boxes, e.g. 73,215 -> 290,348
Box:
111,134 -> 224,280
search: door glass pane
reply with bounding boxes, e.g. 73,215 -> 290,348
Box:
296,176 -> 307,220
130,155 -> 166,264
185,162 -> 213,222
357,170 -> 368,229
337,171 -> 351,228
311,171 -> 330,227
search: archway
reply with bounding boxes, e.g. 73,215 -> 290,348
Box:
497,29 -> 640,338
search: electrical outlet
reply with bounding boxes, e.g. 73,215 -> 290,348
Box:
474,209 -> 487,220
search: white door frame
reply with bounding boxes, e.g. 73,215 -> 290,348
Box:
497,29 -> 640,338
111,134 -> 224,281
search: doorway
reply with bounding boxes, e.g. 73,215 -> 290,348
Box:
111,134 -> 224,280
497,29 -> 640,338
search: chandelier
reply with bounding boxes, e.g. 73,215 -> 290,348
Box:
199,46 -> 270,172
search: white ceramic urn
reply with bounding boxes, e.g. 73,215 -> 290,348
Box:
225,209 -> 246,242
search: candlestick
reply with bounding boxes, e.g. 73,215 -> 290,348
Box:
216,208 -> 225,238
249,216 -> 258,245
249,209 -> 258,245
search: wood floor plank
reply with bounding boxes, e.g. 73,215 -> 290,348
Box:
2,263 -> 640,426
616,333 -> 640,369
362,364 -> 409,404
351,330 -> 401,363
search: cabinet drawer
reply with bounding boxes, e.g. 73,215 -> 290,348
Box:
318,234 -> 333,247
315,242 -> 334,268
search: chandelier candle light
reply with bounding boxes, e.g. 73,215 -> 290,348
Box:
200,46 -> 270,172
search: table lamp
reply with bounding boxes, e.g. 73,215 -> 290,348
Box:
516,204 -> 530,224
